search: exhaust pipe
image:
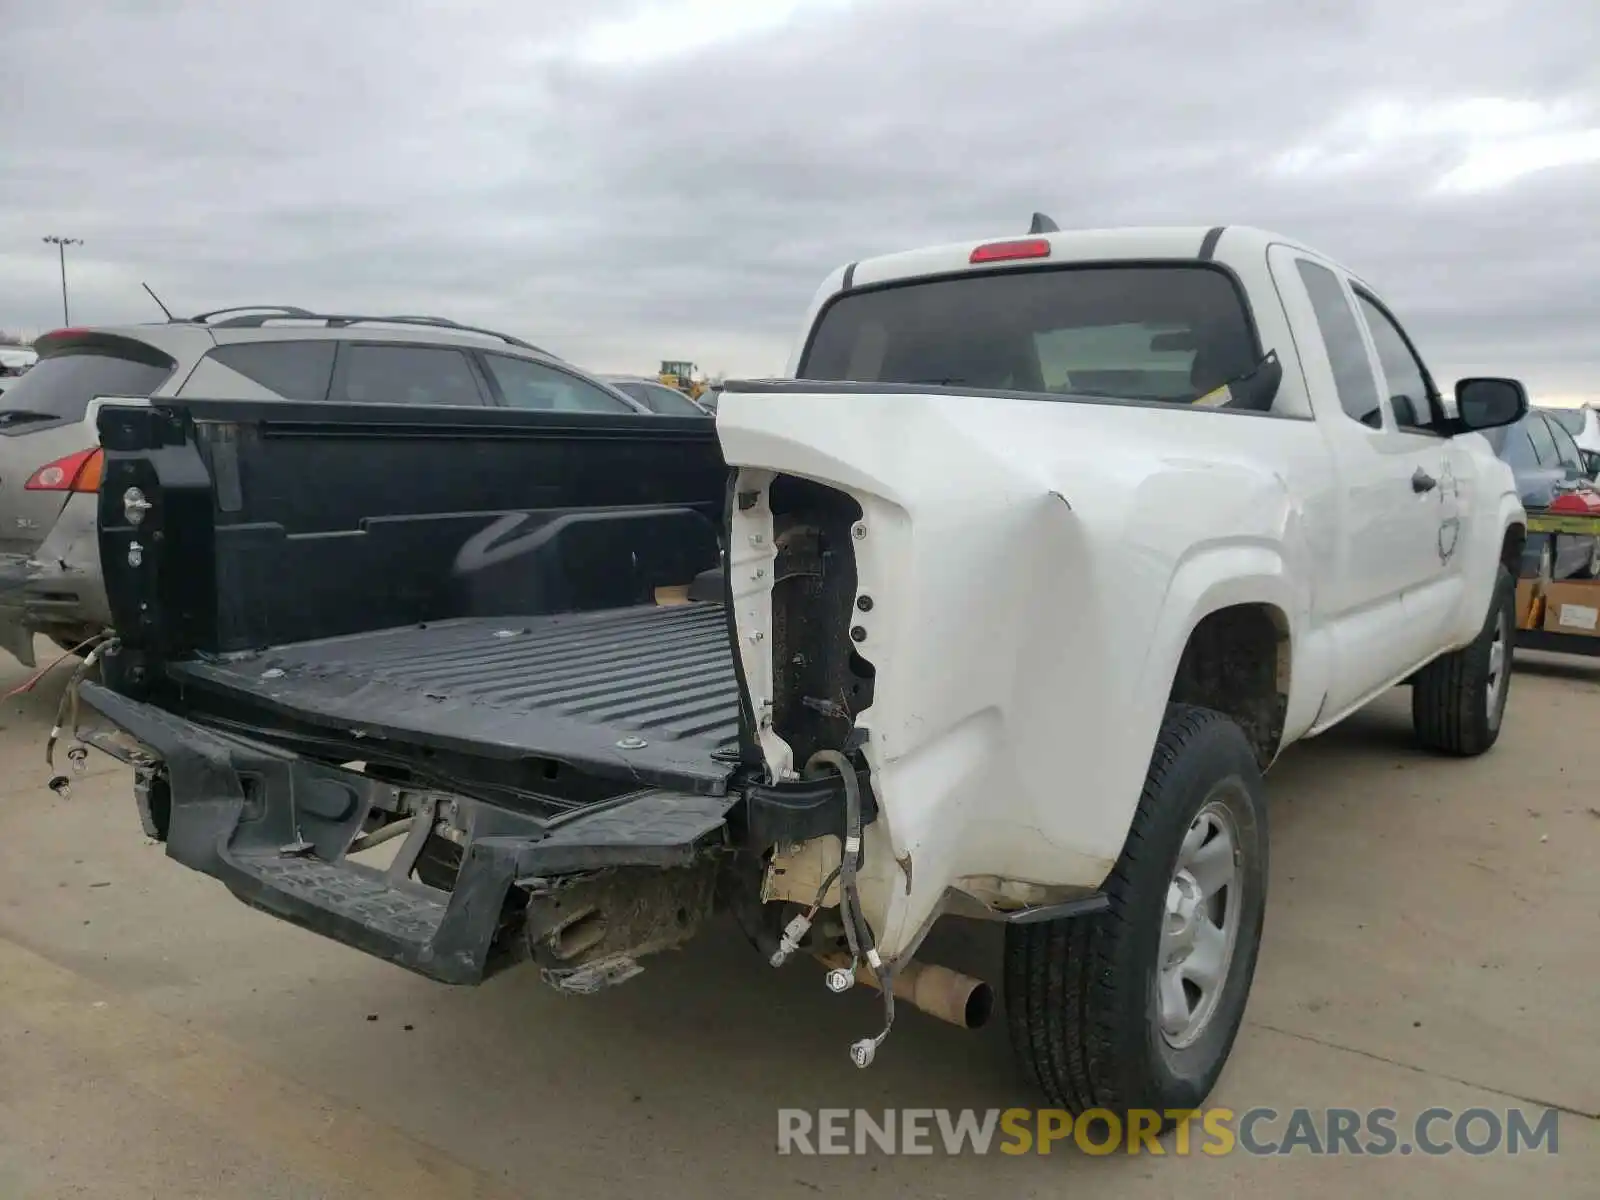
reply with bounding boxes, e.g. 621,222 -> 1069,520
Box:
815,952 -> 994,1030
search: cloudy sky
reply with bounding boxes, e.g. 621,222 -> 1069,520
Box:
3,0 -> 1598,398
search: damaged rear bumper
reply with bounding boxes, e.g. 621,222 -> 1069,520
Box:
78,682 -> 741,985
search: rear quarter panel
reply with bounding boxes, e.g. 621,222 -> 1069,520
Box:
718,388 -> 1335,958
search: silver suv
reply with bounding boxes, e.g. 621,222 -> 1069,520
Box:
0,308 -> 652,666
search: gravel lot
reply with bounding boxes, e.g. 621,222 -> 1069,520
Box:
1,639 -> 1596,1197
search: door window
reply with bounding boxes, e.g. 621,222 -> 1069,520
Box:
336,345 -> 486,406
613,380 -> 707,416
1495,422 -> 1541,471
483,355 -> 635,413
1294,261 -> 1382,428
1354,292 -> 1439,433
1526,413 -> 1559,465
1548,416 -> 1584,473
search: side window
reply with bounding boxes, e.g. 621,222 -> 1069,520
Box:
1498,424 -> 1540,472
179,341 -> 336,401
1354,293 -> 1438,432
1295,260 -> 1382,428
1548,418 -> 1584,472
483,355 -> 634,414
1525,413 -> 1559,465
618,381 -> 707,416
336,345 -> 485,406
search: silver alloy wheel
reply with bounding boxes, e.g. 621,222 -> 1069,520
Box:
1157,797 -> 1243,1050
1589,539 -> 1600,579
1486,602 -> 1511,731
1539,540 -> 1554,581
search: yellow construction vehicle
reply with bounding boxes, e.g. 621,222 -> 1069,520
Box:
658,360 -> 707,400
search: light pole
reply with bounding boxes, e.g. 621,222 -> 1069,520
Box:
42,235 -> 83,325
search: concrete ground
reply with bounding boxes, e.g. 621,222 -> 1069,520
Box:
0,639 -> 1596,1198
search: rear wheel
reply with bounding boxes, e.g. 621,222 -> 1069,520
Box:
1412,566 -> 1515,756
1004,704 -> 1268,1119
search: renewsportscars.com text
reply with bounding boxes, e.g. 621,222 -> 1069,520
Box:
777,1106 -> 1561,1157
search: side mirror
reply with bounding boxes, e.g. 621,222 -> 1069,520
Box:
1454,377 -> 1528,432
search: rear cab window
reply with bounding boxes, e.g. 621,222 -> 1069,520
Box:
798,264 -> 1268,409
1294,261 -> 1383,429
0,335 -> 175,434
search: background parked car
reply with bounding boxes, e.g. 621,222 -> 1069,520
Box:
1543,403 -> 1600,456
1484,408 -> 1600,579
599,373 -> 712,416
0,346 -> 37,396
0,308 -> 650,666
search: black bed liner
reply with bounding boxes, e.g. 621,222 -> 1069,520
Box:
167,603 -> 742,795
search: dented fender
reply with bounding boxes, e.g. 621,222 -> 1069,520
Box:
717,385 -> 1328,960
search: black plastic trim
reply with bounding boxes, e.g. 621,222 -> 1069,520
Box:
1197,226 -> 1226,260
1001,894 -> 1110,923
742,767 -> 878,849
841,261 -> 858,291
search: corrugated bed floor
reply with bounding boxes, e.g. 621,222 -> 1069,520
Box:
170,603 -> 742,791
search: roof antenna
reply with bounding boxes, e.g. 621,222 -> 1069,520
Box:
1028,212 -> 1060,234
141,282 -> 175,321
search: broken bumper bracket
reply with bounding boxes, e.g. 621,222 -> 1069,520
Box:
77,682 -> 738,985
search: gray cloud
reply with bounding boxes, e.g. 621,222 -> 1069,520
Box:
2,0 -> 1598,394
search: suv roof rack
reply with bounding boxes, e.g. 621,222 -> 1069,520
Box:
183,307 -> 556,357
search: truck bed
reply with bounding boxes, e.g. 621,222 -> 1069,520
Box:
168,602 -> 743,794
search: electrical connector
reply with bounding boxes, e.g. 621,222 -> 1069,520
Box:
824,967 -> 855,993
769,911 -> 813,967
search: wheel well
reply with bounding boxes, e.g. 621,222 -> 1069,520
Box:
1168,603 -> 1289,767
1501,523 -> 1526,577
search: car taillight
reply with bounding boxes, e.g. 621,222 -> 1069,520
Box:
24,448 -> 104,493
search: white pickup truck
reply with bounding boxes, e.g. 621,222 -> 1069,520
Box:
76,221 -> 1526,1123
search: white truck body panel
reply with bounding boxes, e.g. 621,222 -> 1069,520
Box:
717,224 -> 1524,962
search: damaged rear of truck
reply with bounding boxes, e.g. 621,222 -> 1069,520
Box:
75,396 -> 992,1028
75,383 -> 1121,1065
68,264 -> 1279,1119
75,224 -> 1526,1117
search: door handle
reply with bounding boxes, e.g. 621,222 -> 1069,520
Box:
1412,468 -> 1437,494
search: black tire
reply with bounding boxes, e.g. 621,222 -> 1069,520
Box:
1412,566 -> 1514,757
1004,704 -> 1268,1119
414,833 -> 463,891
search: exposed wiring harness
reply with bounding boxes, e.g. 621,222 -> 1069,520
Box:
42,634 -> 117,797
768,863 -> 840,967
3,634 -> 105,701
805,748 -> 895,1068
